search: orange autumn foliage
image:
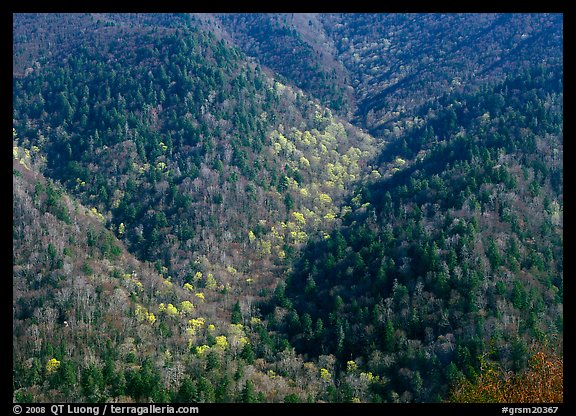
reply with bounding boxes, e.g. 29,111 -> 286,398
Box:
449,347 -> 563,403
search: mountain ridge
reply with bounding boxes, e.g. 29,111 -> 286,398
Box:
12,12 -> 563,404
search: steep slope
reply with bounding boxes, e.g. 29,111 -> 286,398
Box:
13,132 -> 338,403
319,13 -> 563,135
203,13 -> 562,140
13,16 -> 380,291
13,12 -> 563,404
214,13 -> 352,115
13,13 -> 195,76
13,148 -> 178,402
265,66 -> 563,402
13,13 -> 381,403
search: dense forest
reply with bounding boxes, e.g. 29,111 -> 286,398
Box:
13,13 -> 562,404
266,66 -> 563,402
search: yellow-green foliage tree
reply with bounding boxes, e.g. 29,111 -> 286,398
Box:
45,358 -> 61,375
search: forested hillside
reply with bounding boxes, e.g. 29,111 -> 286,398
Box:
13,13 -> 380,403
266,67 -> 563,402
214,13 -> 352,115
318,13 -> 562,135
13,12 -> 562,404
13,17 -> 379,285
